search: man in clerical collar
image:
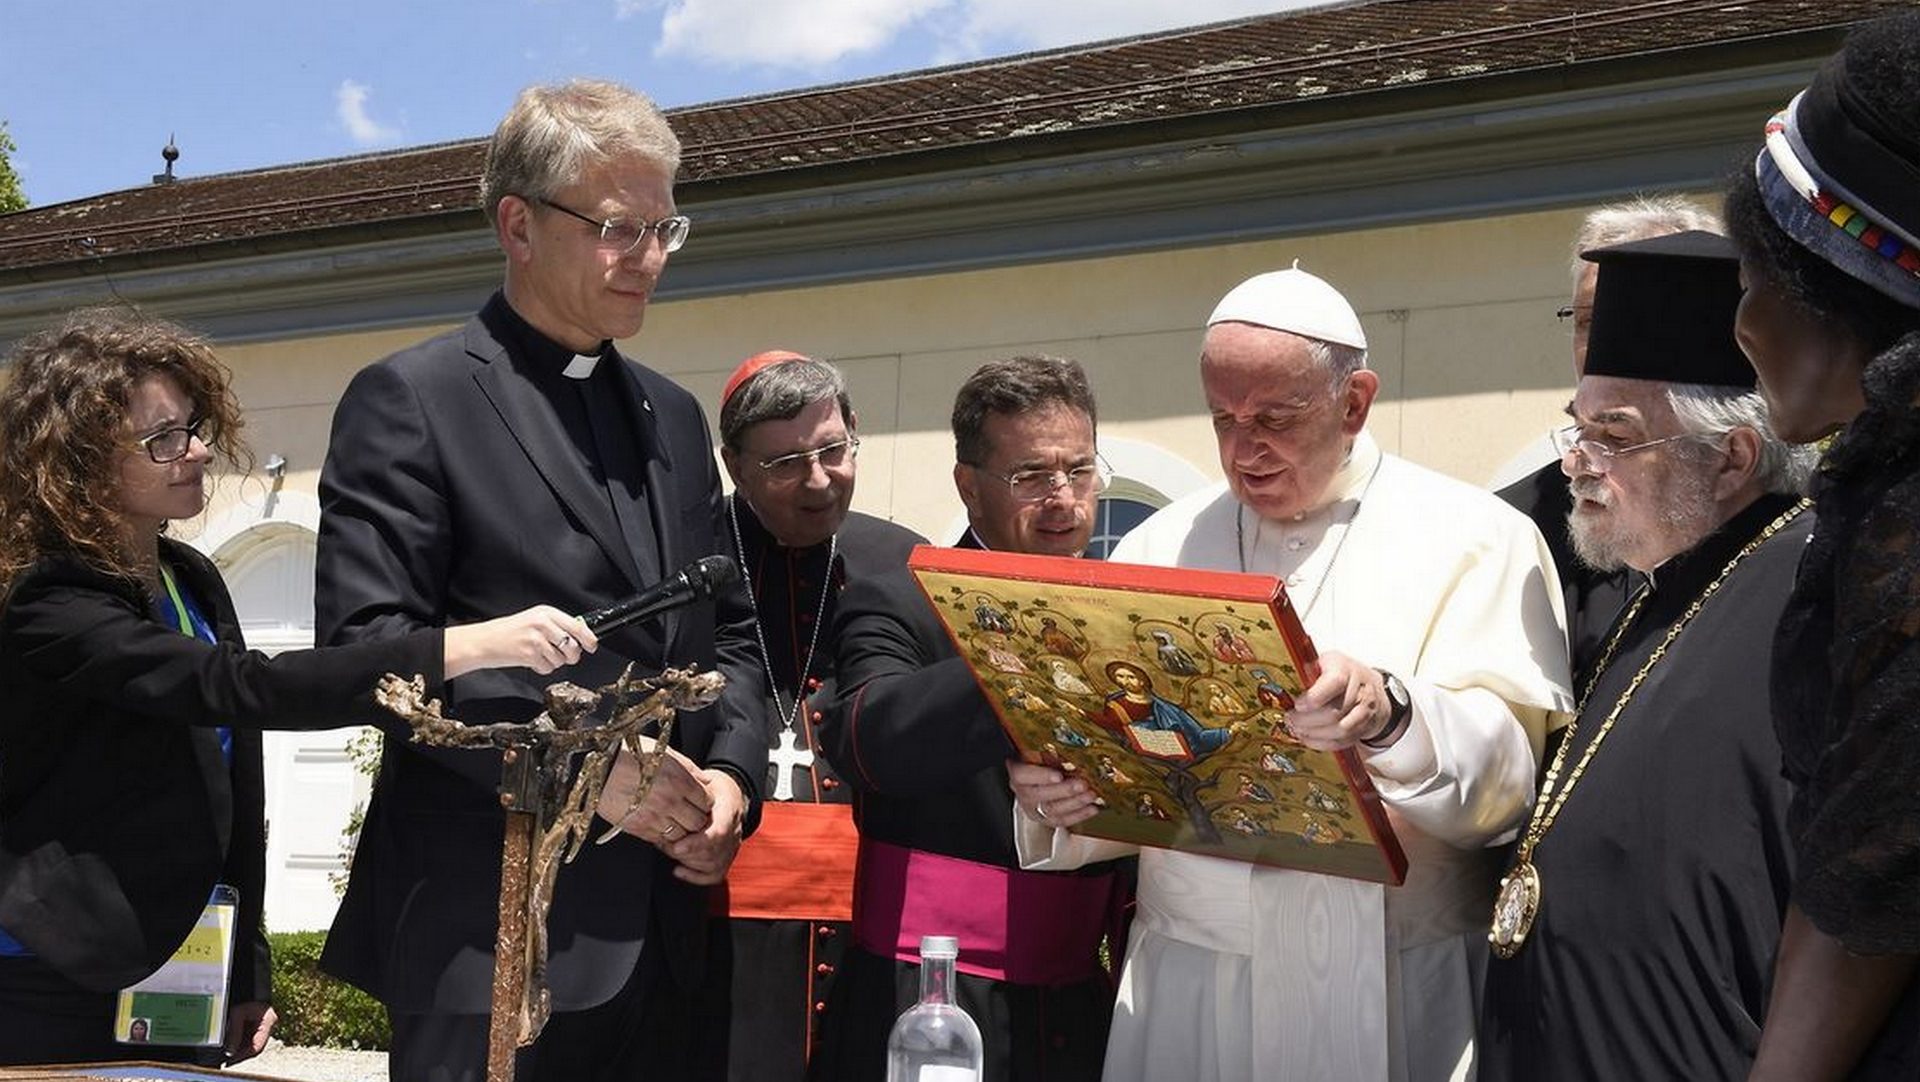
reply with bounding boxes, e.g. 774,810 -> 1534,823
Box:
1478,231 -> 1814,1080
693,350 -> 922,1082
1496,196 -> 1723,688
315,80 -> 767,1081
948,356 -> 1109,557
1009,267 -> 1572,1082
813,355 -> 1126,1082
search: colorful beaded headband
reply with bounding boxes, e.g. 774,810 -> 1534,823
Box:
1764,104 -> 1920,280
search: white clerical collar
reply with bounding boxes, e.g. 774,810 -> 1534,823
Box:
562,353 -> 600,380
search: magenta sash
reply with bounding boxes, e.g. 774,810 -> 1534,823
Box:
851,838 -> 1115,987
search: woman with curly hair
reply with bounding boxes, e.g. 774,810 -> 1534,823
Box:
1725,12 -> 1920,1079
0,308 -> 598,1066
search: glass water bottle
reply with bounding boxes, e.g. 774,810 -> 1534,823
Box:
885,934 -> 985,1082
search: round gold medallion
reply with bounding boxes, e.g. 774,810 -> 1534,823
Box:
1488,860 -> 1541,959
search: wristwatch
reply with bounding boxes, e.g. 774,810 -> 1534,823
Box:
1365,669 -> 1412,748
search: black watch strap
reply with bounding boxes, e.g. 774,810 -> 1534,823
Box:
1364,669 -> 1412,748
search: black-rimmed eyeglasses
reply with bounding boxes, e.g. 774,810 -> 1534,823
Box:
536,197 -> 691,255
967,456 -> 1112,503
756,437 -> 860,482
136,417 -> 215,464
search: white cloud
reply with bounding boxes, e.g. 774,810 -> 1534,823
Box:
643,0 -> 1323,71
653,0 -> 953,68
335,80 -> 402,146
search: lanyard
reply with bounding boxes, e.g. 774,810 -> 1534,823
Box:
159,565 -> 212,641
158,563 -> 230,763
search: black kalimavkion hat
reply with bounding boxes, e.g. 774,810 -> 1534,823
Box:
1580,229 -> 1756,389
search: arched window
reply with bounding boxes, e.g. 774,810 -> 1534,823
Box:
216,522 -> 316,651
1088,480 -> 1162,560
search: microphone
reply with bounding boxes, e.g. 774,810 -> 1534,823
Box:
580,554 -> 739,635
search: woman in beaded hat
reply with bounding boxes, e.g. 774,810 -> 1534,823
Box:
1724,12 -> 1920,1079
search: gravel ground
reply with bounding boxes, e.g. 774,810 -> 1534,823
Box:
241,1042 -> 386,1082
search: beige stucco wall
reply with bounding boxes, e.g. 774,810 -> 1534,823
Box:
197,200 -> 1632,544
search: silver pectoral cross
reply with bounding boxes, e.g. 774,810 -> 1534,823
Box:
769,727 -> 815,801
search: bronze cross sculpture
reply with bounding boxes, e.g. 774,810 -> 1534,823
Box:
376,664 -> 726,1082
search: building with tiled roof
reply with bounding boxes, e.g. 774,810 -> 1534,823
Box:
0,0 -> 1895,339
0,0 -> 1900,931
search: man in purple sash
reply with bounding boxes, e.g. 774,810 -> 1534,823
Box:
811,356 -> 1125,1082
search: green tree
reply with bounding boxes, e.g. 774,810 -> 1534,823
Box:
1,122 -> 27,213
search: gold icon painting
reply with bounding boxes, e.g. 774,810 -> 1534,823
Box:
910,546 -> 1406,884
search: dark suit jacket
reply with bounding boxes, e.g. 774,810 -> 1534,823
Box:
0,537 -> 441,998
818,532 -> 1021,857
314,297 -> 768,1015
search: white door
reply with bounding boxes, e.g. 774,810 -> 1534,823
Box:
215,524 -> 373,933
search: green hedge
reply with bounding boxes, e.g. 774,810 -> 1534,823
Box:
267,930 -> 391,1050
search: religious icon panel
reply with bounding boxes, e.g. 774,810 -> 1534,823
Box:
909,546 -> 1407,884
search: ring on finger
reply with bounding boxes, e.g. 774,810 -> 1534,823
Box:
1037,802 -> 1052,822
662,822 -> 681,839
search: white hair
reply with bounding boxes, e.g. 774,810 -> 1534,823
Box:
1665,384 -> 1815,495
1302,337 -> 1369,382
1572,195 -> 1724,283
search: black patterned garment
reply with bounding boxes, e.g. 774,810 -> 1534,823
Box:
1770,332 -> 1920,1079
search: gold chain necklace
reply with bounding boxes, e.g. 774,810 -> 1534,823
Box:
1488,498 -> 1809,959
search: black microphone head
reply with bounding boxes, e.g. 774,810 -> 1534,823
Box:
691,554 -> 738,595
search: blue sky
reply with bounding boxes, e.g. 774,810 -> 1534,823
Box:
2,0 -> 1310,209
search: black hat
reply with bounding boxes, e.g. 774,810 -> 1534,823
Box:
1581,230 -> 1756,388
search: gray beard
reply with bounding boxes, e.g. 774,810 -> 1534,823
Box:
1567,465 -> 1720,573
1568,516 -> 1627,573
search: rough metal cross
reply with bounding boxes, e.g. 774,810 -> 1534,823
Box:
375,664 -> 725,1082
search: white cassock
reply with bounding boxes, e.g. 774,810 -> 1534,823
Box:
1016,431 -> 1573,1082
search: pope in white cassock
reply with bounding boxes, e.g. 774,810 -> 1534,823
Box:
1008,267 -> 1574,1081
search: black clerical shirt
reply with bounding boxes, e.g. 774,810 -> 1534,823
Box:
479,295 -> 663,652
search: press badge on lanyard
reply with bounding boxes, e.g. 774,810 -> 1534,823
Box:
112,566 -> 240,1046
110,884 -> 237,1046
